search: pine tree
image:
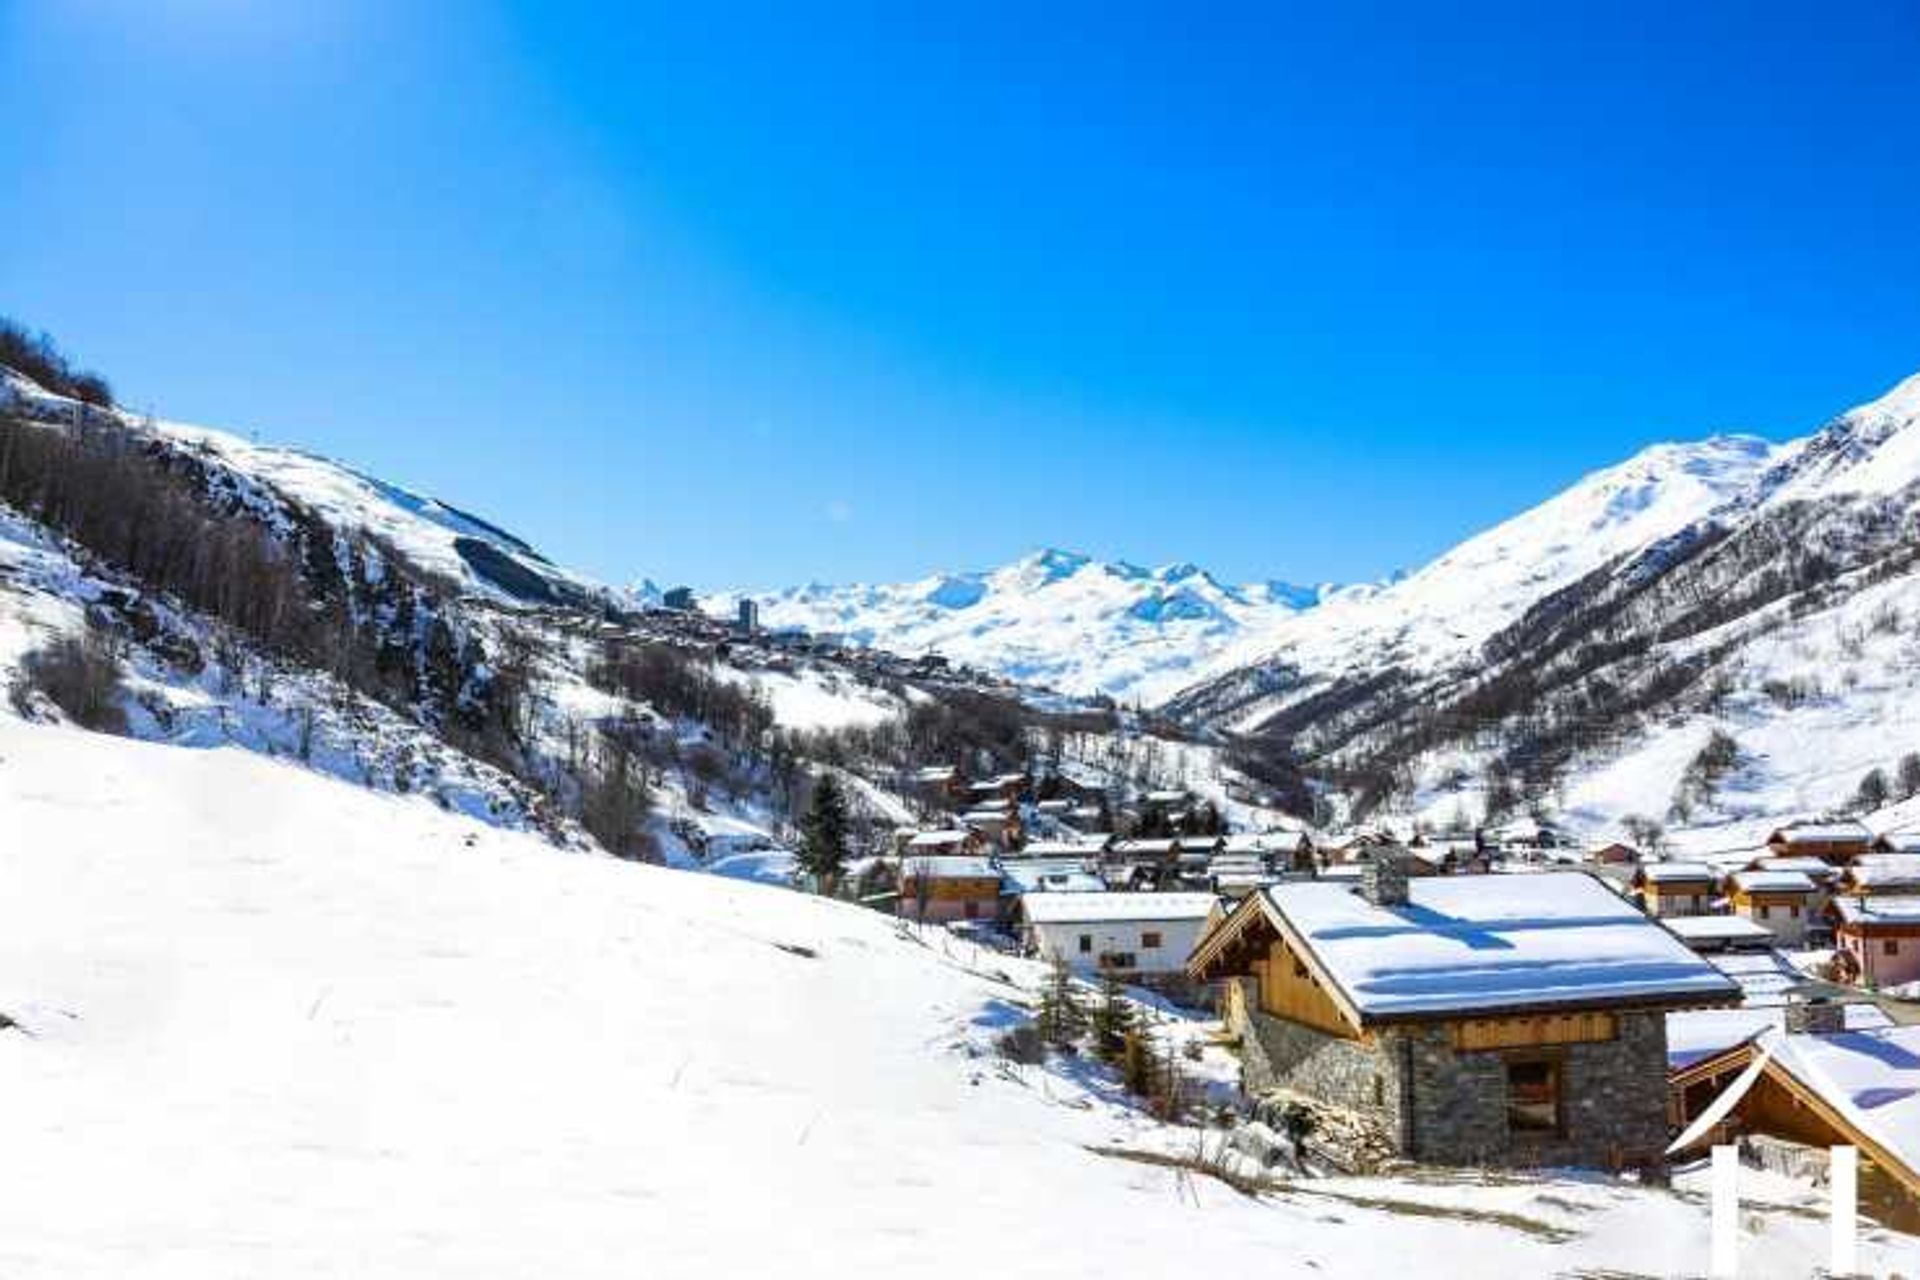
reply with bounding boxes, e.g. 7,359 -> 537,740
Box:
1857,767 -> 1891,814
1089,972 -> 1137,1063
797,772 -> 852,895
1034,955 -> 1085,1049
1899,752 -> 1920,801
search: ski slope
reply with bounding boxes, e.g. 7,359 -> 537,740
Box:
1,716 -> 1908,1277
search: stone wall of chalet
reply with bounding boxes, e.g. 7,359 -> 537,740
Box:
1231,988 -> 1672,1173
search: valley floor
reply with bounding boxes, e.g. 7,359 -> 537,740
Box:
1,717 -> 1909,1278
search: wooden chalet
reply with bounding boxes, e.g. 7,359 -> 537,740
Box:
1631,862 -> 1717,918
1765,819 -> 1873,866
896,853 -> 1004,924
1670,1009 -> 1920,1229
1725,869 -> 1819,946
1188,856 -> 1739,1172
1836,853 -> 1920,897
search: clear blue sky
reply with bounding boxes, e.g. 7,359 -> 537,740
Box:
4,2 -> 1918,591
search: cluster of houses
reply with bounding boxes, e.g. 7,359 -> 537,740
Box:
1623,820 -> 1920,988
884,789 -> 1920,1224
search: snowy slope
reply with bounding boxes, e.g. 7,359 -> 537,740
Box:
706,549 -> 1325,704
2,367 -> 598,608
2,714 -> 1905,1278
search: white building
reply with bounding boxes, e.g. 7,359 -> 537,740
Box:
1016,892 -> 1218,979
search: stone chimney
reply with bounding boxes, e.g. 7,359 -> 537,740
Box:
1784,995 -> 1846,1037
1361,843 -> 1412,908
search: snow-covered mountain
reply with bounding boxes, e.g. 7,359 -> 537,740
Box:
705,550 -> 1328,704
1174,369 -> 1920,841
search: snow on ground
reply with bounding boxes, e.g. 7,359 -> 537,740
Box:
2,715 -> 1911,1277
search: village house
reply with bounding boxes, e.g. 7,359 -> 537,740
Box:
1631,862 -> 1717,917
1872,828 -> 1920,855
1017,891 -> 1218,988
967,772 -> 1029,806
1588,841 -> 1640,867
1663,914 -> 1776,954
1765,819 -> 1873,866
896,853 -> 1004,924
961,801 -> 1023,851
999,858 -> 1105,898
907,765 -> 970,810
1836,852 -> 1920,897
1670,1007 -> 1920,1228
901,828 -> 984,858
1830,895 -> 1920,988
1725,869 -> 1819,946
1187,856 -> 1739,1172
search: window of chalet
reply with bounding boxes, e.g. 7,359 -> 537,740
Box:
1078,934 -> 1092,953
1141,930 -> 1163,950
1759,905 -> 1771,919
1886,939 -> 1901,957
1102,952 -> 1137,970
1506,1058 -> 1561,1135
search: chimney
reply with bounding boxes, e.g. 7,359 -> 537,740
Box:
1784,995 -> 1846,1037
1361,843 -> 1412,908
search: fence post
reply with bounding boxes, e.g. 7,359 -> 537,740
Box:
1830,1144 -> 1857,1276
1711,1144 -> 1738,1277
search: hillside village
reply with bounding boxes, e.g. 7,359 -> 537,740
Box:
9,331 -> 1920,1271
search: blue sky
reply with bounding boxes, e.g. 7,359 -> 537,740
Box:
4,2 -> 1919,591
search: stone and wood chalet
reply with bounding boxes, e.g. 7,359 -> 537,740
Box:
1187,854 -> 1739,1172
1631,862 -> 1718,918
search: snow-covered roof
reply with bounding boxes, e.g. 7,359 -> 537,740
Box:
1874,829 -> 1920,854
1636,861 -> 1716,885
1750,855 -> 1832,877
899,855 -> 1000,880
1255,872 -> 1740,1020
1011,840 -> 1103,859
1831,895 -> 1920,926
1843,854 -> 1920,888
912,766 -> 958,782
1020,891 -> 1218,925
1143,790 -> 1189,804
1763,1026 -> 1920,1189
1663,915 -> 1775,946
1769,820 -> 1872,845
1112,838 -> 1177,855
1729,870 -> 1816,894
905,829 -> 975,849
1664,1004 -> 1894,1070
1000,864 -> 1106,895
1223,831 -> 1306,855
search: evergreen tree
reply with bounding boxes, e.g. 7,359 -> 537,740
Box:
1089,972 -> 1137,1063
1856,767 -> 1891,814
1899,752 -> 1920,801
797,772 -> 852,895
1034,955 -> 1085,1049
